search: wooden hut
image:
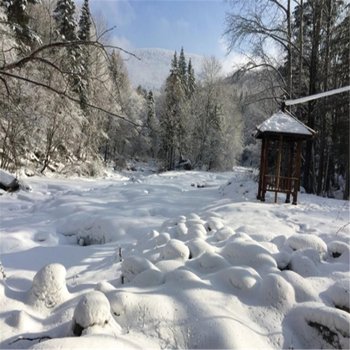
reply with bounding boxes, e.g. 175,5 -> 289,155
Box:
255,110 -> 316,205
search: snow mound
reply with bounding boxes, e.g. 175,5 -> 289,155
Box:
214,226 -> 235,241
72,291 -> 120,336
28,263 -> 69,308
155,232 -> 171,246
131,268 -> 165,287
326,279 -> 350,312
224,266 -> 260,290
189,251 -> 230,273
328,240 -> 350,261
273,251 -> 291,270
281,271 -> 319,302
0,169 -> 16,186
6,310 -> 41,331
187,238 -> 214,258
289,249 -> 320,277
221,239 -> 277,273
0,169 -> 31,192
260,273 -> 295,310
285,234 -> 327,254
108,290 -> 181,345
175,222 -> 188,238
121,256 -> 157,283
161,239 -> 190,260
165,268 -> 202,283
59,216 -> 126,245
206,217 -> 224,231
285,303 -> 350,349
30,334 -> 160,349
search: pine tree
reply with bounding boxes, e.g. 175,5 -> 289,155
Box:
146,91 -> 155,128
146,90 -> 158,158
178,47 -> 187,88
170,51 -> 178,75
78,0 -> 91,41
160,54 -> 186,170
77,0 -> 91,107
53,0 -> 83,108
5,0 -> 40,47
109,50 -> 129,99
53,0 -> 77,41
187,58 -> 196,98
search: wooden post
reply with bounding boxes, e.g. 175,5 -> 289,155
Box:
257,138 -> 266,200
293,140 -> 302,204
261,139 -> 269,202
274,135 -> 283,203
286,141 -> 295,203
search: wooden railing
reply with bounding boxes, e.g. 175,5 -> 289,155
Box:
264,175 -> 299,193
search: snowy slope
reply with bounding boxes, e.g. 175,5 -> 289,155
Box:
125,48 -> 204,91
0,167 -> 349,349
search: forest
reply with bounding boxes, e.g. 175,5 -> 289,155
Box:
0,0 -> 349,199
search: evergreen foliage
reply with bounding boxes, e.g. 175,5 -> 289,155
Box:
77,0 -> 92,107
146,90 -> 158,158
178,47 -> 187,88
187,58 -> 196,98
159,49 -> 242,171
78,0 -> 91,41
4,0 -> 40,46
160,62 -> 186,170
53,0 -> 77,41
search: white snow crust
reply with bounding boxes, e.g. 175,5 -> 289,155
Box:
0,166 -> 349,349
257,110 -> 314,135
0,169 -> 16,186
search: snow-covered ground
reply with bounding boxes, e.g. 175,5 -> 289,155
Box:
0,167 -> 349,349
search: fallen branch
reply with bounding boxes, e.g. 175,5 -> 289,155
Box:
335,222 -> 349,235
9,336 -> 52,345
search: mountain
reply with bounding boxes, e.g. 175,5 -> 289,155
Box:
124,48 -> 204,91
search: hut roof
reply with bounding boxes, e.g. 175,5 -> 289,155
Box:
255,110 -> 316,139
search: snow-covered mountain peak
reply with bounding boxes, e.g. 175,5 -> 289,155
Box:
124,47 -> 204,91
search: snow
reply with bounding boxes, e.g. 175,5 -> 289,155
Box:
285,85 -> 350,106
72,291 -> 121,336
0,166 -> 349,349
28,263 -> 70,309
256,110 -> 315,136
0,169 -> 16,186
125,48 -> 204,91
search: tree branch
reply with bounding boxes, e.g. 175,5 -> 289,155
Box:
0,76 -> 10,96
225,13 -> 311,67
9,336 -> 52,345
1,39 -> 140,71
269,0 -> 288,14
0,70 -> 142,128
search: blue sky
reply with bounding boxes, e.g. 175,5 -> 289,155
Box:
89,0 -> 231,58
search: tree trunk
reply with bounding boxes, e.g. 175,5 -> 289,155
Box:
298,0 -> 304,97
344,158 -> 349,200
303,0 -> 324,193
287,0 -> 293,100
316,0 -> 332,196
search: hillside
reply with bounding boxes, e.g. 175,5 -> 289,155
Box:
124,48 -> 204,91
